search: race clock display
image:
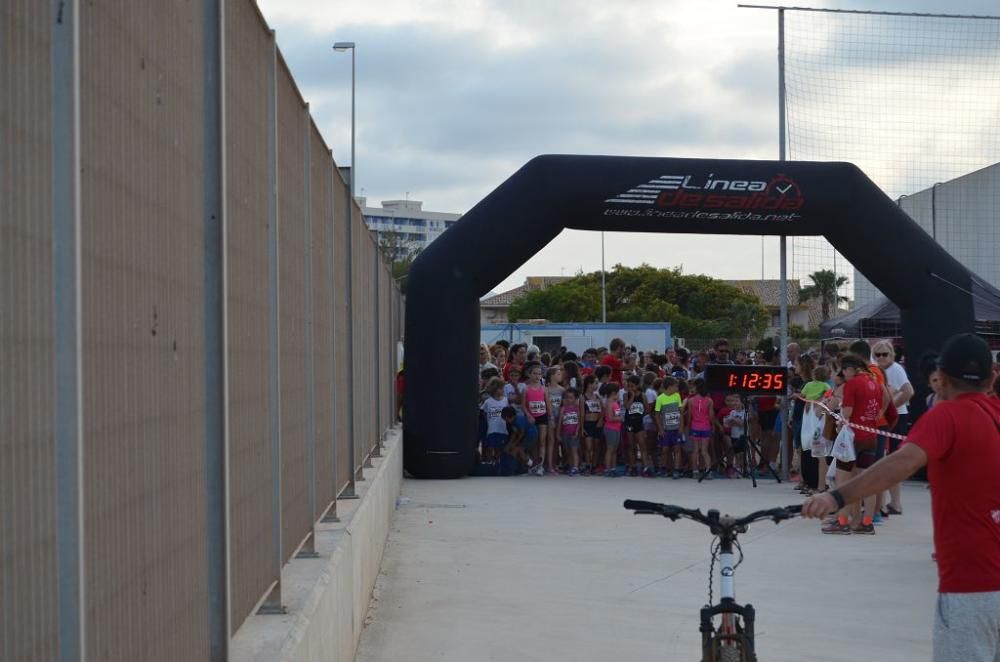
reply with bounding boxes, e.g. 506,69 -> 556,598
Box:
704,364 -> 788,395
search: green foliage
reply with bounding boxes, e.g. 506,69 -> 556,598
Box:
507,264 -> 769,339
375,229 -> 420,295
799,269 -> 850,322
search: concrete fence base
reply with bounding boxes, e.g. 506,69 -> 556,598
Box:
231,427 -> 403,662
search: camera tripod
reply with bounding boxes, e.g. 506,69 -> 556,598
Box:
697,395 -> 780,488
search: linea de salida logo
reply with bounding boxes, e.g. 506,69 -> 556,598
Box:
605,173 -> 804,211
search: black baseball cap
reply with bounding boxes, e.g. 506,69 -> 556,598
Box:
936,333 -> 993,383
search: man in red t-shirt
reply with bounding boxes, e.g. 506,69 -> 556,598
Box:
600,338 -> 626,385
802,333 -> 1000,662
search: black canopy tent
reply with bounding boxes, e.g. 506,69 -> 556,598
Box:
405,155 -> 987,479
821,274 -> 1000,341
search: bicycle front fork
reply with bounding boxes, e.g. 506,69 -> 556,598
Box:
700,599 -> 757,662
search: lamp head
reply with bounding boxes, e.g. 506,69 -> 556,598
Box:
333,41 -> 355,51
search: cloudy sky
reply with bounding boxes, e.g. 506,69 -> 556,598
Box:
257,0 -> 1000,294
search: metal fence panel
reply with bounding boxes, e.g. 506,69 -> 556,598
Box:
80,3 -> 209,660
0,3 -> 58,661
333,176 -> 353,494
276,55 -> 311,562
5,2 -> 403,657
224,0 -> 275,633
310,123 -> 335,516
351,207 -> 365,472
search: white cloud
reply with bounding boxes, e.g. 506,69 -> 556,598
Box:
256,0 -> 1000,293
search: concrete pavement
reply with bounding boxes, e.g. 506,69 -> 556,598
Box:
356,475 -> 936,662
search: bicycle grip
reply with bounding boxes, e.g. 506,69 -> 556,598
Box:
623,499 -> 661,511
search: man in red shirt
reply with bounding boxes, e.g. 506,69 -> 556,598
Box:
802,333 -> 1000,662
600,337 -> 626,385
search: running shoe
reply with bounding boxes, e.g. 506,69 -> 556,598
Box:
672,471 -> 682,480
853,523 -> 876,535
605,468 -> 617,477
821,522 -> 852,535
568,467 -> 579,476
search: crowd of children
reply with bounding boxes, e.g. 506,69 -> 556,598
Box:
478,335 -> 1000,536
478,337 -> 782,479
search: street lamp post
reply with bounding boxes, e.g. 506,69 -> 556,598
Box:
332,41 -> 361,497
333,42 -> 356,199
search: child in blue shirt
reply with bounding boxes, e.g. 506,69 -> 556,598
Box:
502,406 -> 539,471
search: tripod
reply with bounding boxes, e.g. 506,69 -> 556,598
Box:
697,395 -> 780,488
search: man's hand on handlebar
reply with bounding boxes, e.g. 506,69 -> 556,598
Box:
801,492 -> 839,519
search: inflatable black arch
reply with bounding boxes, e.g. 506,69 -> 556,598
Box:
405,155 -> 978,479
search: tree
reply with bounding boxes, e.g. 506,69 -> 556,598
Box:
507,264 -> 769,340
798,269 -> 850,322
375,229 -> 420,294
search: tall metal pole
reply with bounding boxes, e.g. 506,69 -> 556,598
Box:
350,47 -> 356,200
333,42 -> 360,497
52,1 -> 85,658
778,7 -> 791,482
601,232 -> 607,323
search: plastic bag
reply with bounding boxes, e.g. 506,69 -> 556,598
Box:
831,424 -> 856,463
800,404 -> 822,451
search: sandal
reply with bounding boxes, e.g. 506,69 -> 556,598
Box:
886,505 -> 902,515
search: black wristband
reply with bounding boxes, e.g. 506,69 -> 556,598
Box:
830,489 -> 846,510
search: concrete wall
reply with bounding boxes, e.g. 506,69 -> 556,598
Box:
230,427 -> 403,662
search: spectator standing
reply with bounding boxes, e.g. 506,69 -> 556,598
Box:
601,338 -> 626,385
872,339 -> 914,514
523,362 -> 553,475
479,343 -> 498,374
559,388 -> 583,475
822,355 -> 886,535
581,375 -> 603,474
655,377 -> 684,478
601,382 -> 625,476
503,343 -> 528,382
480,378 -> 508,463
685,378 -> 718,480
802,333 -> 1000,662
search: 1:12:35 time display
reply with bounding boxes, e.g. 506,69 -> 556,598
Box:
727,371 -> 784,390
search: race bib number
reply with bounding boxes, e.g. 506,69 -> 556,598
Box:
663,410 -> 681,427
629,401 -> 645,416
529,400 -> 546,415
563,410 -> 579,426
586,399 -> 602,413
550,393 -> 562,408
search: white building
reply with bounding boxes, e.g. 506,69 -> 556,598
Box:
359,197 -> 461,258
854,162 -> 1000,307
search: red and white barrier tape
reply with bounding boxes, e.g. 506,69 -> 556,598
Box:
797,396 -> 908,441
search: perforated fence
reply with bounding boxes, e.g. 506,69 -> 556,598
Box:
1,2 -> 403,660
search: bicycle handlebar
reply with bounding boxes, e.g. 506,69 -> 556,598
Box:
623,500 -> 801,528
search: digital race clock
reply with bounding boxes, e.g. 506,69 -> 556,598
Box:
703,364 -> 788,395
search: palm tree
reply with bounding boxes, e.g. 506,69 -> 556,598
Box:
799,269 -> 850,321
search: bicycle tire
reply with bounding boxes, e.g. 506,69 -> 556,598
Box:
718,645 -> 742,662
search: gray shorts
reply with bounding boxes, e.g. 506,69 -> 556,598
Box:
562,434 -> 581,449
934,591 -> 1000,662
604,428 -> 621,448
